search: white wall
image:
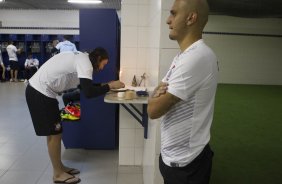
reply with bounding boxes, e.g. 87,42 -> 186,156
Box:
204,16 -> 282,85
120,1 -> 163,184
0,9 -> 79,35
160,10 -> 282,85
120,0 -> 161,87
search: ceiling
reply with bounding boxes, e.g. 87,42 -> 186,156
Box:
0,0 -> 282,18
0,0 -> 121,10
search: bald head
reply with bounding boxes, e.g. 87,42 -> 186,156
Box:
166,0 -> 210,50
183,0 -> 209,31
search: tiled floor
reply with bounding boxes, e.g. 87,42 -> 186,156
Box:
0,82 -> 143,184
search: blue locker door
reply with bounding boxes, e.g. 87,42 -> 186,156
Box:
62,9 -> 120,149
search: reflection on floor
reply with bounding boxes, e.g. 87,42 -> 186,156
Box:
0,82 -> 143,184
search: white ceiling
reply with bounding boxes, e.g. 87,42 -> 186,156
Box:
0,0 -> 121,10
0,0 -> 282,18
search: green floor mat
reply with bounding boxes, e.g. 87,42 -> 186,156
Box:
210,84 -> 282,184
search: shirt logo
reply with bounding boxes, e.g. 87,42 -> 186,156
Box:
166,65 -> 175,81
54,123 -> 62,131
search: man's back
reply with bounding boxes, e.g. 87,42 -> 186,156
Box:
29,51 -> 92,98
6,44 -> 18,61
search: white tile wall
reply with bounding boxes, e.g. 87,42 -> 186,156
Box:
142,119 -> 161,184
119,129 -> 135,148
119,108 -> 136,129
162,0 -> 174,10
0,9 -> 79,34
121,5 -> 138,26
121,26 -> 138,48
121,48 -> 138,68
120,5 -> 162,184
138,5 -> 150,26
119,148 -> 135,165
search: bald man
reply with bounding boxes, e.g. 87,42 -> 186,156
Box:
147,0 -> 218,183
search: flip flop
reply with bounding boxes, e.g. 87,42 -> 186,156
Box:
66,168 -> 80,175
54,175 -> 81,184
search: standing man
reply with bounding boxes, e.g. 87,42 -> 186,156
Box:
25,47 -> 124,184
56,35 -> 77,53
6,40 -> 21,82
147,0 -> 218,184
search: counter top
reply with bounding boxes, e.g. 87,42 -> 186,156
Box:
104,92 -> 148,104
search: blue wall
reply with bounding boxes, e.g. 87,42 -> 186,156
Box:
62,9 -> 120,149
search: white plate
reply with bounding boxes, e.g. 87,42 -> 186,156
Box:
110,88 -> 127,92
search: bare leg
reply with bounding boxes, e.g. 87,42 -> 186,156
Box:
14,69 -> 18,81
10,69 -> 14,81
47,134 -> 80,182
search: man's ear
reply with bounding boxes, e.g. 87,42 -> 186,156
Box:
186,12 -> 197,26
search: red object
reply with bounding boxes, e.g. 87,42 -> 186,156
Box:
65,105 -> 80,117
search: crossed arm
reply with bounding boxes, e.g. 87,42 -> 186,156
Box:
147,82 -> 181,119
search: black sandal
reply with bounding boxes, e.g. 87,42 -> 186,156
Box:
66,168 -> 80,175
54,175 -> 81,184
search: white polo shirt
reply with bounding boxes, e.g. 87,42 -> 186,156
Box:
161,39 -> 218,167
29,51 -> 93,99
56,40 -> 77,52
6,44 -> 18,61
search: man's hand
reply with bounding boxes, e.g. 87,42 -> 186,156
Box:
108,80 -> 125,89
152,82 -> 168,98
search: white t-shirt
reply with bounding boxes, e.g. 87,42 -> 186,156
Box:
56,40 -> 77,52
161,39 -> 218,167
24,58 -> 39,69
29,51 -> 93,99
6,44 -> 18,61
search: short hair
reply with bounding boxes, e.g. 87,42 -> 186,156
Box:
88,47 -> 109,70
63,35 -> 71,41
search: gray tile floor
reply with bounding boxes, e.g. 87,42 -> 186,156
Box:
0,82 -> 143,184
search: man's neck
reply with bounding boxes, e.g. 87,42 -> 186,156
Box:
178,33 -> 202,52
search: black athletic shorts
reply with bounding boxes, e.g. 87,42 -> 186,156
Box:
10,60 -> 20,70
159,144 -> 214,184
25,84 -> 62,136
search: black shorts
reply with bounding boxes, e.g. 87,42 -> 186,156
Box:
10,60 -> 20,70
159,144 -> 214,184
25,84 -> 62,136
